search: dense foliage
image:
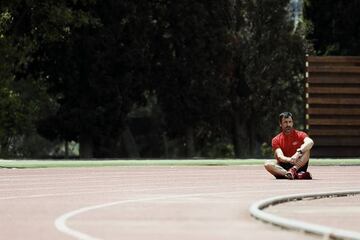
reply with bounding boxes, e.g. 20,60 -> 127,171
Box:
304,0 -> 360,55
0,0 -> 307,158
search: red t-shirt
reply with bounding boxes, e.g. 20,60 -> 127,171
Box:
272,129 -> 308,157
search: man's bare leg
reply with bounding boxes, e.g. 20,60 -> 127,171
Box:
294,150 -> 310,170
264,160 -> 287,179
285,151 -> 311,179
293,151 -> 312,179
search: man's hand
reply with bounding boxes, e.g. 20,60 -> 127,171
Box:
290,151 -> 302,164
275,148 -> 302,165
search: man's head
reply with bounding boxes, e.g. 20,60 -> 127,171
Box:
279,112 -> 294,135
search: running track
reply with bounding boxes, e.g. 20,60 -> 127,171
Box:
0,165 -> 359,240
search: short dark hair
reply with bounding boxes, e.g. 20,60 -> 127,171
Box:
279,112 -> 293,123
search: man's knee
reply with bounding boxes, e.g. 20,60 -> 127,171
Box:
264,160 -> 276,170
264,160 -> 287,178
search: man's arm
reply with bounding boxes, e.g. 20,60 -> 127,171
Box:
291,137 -> 314,161
274,148 -> 292,163
297,137 -> 314,153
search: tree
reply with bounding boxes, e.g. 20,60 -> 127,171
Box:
227,0 -> 307,157
0,0 -> 308,159
0,2 -> 55,158
150,1 -> 231,157
1,0 -> 148,158
304,0 -> 360,55
35,0 -> 154,158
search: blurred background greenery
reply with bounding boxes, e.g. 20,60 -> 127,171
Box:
0,0 -> 358,159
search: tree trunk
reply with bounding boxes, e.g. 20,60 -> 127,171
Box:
0,141 -> 8,158
186,126 -> 195,158
64,141 -> 69,159
233,110 -> 242,158
162,133 -> 169,158
121,125 -> 140,158
79,132 -> 93,159
233,110 -> 249,158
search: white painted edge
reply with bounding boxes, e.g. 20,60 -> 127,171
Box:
249,190 -> 360,240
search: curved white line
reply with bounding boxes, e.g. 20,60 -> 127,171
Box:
250,190 -> 360,240
55,191 -> 238,240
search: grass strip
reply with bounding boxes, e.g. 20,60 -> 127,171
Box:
0,158 -> 360,169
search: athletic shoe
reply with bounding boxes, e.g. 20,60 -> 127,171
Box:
297,171 -> 312,180
285,167 -> 298,180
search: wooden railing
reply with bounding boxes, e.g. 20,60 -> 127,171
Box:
306,56 -> 360,157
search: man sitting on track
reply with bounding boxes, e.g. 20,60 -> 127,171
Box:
264,112 -> 314,180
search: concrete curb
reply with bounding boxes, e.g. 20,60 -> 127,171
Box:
249,190 -> 360,240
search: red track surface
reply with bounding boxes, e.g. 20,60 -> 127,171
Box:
0,165 -> 359,240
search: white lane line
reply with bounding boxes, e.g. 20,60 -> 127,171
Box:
0,172 -> 253,183
54,191 -> 239,240
2,170 -> 356,179
1,172 -> 357,189
1,182 -> 356,201
0,178 -> 235,192
250,190 -> 360,240
0,185 -> 229,200
0,169 -> 220,177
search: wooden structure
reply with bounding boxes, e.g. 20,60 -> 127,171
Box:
306,56 -> 360,157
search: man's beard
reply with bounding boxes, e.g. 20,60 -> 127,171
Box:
284,126 -> 292,133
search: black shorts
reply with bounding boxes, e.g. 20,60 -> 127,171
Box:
279,161 -> 308,172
